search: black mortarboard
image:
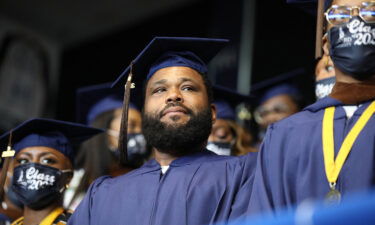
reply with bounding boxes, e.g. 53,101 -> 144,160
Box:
251,68 -> 305,105
0,118 -> 103,163
111,37 -> 228,164
112,37 -> 229,88
213,85 -> 252,121
76,83 -> 142,125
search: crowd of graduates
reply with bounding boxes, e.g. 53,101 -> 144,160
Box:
0,0 -> 374,224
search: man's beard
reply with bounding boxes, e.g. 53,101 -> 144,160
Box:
142,103 -> 213,156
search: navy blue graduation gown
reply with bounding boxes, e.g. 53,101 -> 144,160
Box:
248,97 -> 375,214
68,151 -> 257,225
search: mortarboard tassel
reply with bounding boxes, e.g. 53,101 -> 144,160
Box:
118,62 -> 135,165
315,0 -> 325,59
0,131 -> 16,201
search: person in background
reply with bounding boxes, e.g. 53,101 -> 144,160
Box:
252,68 -> 304,142
0,118 -> 102,225
65,83 -> 148,210
315,54 -> 336,99
207,85 -> 256,156
248,0 -> 375,215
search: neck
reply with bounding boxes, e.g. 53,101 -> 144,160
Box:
154,150 -> 178,166
23,203 -> 60,225
154,143 -> 206,166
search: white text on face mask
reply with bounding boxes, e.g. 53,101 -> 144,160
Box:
17,167 -> 56,190
347,19 -> 375,46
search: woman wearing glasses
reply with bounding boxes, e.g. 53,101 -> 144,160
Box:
248,0 -> 375,215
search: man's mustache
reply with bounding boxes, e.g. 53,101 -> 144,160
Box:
159,103 -> 193,119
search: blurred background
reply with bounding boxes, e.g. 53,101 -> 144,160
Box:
0,0 -> 316,133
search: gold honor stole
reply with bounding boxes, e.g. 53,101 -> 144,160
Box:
322,101 -> 375,204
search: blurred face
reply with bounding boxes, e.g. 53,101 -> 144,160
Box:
14,146 -> 72,171
109,108 -> 142,134
144,66 -> 215,126
108,108 -> 142,149
208,119 -> 235,143
315,55 -> 335,81
256,94 -> 299,128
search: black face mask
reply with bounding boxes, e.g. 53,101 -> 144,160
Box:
315,77 -> 336,100
328,16 -> 375,80
206,141 -> 233,156
127,133 -> 148,163
11,163 -> 72,210
111,133 -> 149,167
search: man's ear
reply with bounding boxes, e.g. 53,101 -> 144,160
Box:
322,34 -> 329,56
211,103 -> 216,125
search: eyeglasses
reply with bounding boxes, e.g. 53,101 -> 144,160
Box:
253,103 -> 291,124
325,1 -> 375,26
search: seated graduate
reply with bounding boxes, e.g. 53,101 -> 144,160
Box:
68,37 -> 256,225
248,0 -> 375,215
207,85 -> 256,156
0,118 -> 102,225
251,68 -> 304,143
65,83 -> 149,210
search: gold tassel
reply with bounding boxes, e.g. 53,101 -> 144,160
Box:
118,62 -> 134,165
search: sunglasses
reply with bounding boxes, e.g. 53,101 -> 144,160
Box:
325,1 -> 375,26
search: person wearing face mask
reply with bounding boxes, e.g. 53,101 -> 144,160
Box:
315,55 -> 336,99
65,83 -> 149,210
248,0 -> 375,215
207,85 -> 256,156
251,68 -> 305,143
0,118 -> 102,225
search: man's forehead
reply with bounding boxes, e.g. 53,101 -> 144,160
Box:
147,66 -> 204,86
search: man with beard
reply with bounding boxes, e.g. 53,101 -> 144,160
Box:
248,0 -> 375,215
68,37 -> 256,225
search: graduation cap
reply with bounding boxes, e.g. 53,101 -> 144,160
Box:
112,37 -> 229,88
0,118 -> 103,201
111,37 -> 229,165
286,0 -> 333,58
76,83 -> 142,125
251,68 -> 305,105
0,118 -> 103,162
213,85 -> 252,121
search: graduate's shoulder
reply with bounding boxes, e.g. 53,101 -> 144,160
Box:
200,151 -> 245,164
198,151 -> 256,173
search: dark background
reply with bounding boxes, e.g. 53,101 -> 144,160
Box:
0,0 -> 317,133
